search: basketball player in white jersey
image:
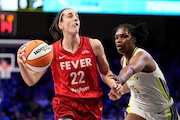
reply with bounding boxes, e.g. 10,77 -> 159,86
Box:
108,23 -> 180,120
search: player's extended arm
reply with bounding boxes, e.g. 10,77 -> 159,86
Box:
115,51 -> 151,84
17,44 -> 48,86
90,38 -> 117,88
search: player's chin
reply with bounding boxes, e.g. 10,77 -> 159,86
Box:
115,48 -> 122,54
117,49 -> 124,54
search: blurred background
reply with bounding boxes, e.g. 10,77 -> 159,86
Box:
0,0 -> 180,119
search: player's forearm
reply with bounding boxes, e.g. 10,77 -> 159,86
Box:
103,78 -> 117,89
18,62 -> 40,86
117,66 -> 135,84
100,72 -> 117,89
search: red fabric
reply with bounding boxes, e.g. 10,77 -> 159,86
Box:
52,96 -> 103,120
51,36 -> 103,98
50,36 -> 104,119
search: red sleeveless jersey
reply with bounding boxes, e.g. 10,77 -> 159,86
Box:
51,36 -> 103,98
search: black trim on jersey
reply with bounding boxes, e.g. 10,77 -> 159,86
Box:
159,78 -> 171,100
170,104 -> 179,120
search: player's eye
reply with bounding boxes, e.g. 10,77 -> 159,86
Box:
76,14 -> 79,19
121,34 -> 129,38
114,34 -> 129,39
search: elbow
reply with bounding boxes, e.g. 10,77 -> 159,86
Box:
23,76 -> 40,86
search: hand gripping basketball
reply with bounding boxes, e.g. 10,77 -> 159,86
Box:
22,40 -> 53,72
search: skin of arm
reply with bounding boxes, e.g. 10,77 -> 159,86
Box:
118,57 -> 130,94
108,82 -> 130,101
17,44 -> 53,86
89,38 -> 117,89
116,51 -> 155,84
109,50 -> 156,101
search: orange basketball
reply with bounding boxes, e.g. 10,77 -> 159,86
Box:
22,40 -> 53,72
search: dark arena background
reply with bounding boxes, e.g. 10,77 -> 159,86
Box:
0,0 -> 180,119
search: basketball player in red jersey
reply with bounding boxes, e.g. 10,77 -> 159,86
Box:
17,8 -> 119,120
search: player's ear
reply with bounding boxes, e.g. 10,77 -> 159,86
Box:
132,37 -> 136,45
58,22 -> 63,30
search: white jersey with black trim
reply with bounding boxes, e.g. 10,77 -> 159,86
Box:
124,48 -> 173,112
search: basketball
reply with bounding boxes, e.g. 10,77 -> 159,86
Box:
22,40 -> 53,72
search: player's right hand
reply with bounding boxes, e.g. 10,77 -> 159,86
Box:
17,44 -> 26,64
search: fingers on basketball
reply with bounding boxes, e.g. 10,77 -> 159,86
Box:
23,40 -> 53,72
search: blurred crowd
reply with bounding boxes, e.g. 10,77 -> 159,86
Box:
0,50 -> 180,120
0,68 -> 54,120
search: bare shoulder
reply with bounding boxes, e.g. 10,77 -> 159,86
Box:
135,49 -> 152,58
89,38 -> 103,50
89,38 -> 104,56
